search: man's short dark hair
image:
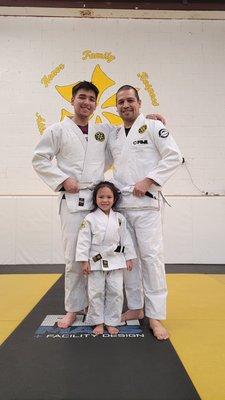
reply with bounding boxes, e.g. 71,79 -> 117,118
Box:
116,85 -> 140,101
72,81 -> 99,100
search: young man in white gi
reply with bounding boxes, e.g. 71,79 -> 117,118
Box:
109,85 -> 183,340
32,81 -> 113,328
32,81 -> 164,329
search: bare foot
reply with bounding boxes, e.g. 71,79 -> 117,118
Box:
57,312 -> 76,328
93,324 -> 104,335
121,309 -> 144,322
149,318 -> 169,340
106,326 -> 119,334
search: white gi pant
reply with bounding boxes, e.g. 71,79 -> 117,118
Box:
122,200 -> 167,320
60,200 -> 89,312
85,269 -> 124,326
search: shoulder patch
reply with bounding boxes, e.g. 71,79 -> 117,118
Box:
95,132 -> 105,142
118,218 -> 122,226
79,220 -> 87,230
159,128 -> 169,138
138,124 -> 147,134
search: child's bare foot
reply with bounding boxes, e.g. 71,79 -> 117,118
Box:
57,312 -> 76,328
121,309 -> 144,322
106,326 -> 119,334
93,324 -> 104,335
149,318 -> 169,340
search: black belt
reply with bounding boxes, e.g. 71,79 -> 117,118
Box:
145,192 -> 157,200
92,246 -> 125,263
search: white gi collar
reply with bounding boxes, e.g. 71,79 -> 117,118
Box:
63,116 -> 88,150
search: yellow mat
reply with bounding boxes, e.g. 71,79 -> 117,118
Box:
0,274 -> 61,345
165,274 -> 225,400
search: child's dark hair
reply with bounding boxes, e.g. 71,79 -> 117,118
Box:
92,181 -> 121,211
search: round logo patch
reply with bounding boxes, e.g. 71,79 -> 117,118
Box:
95,132 -> 105,142
138,124 -> 147,134
159,129 -> 169,138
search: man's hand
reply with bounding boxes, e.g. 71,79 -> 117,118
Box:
133,178 -> 153,197
146,114 -> 166,125
82,261 -> 91,275
126,260 -> 133,271
62,177 -> 79,193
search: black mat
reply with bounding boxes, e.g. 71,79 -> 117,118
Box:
0,276 -> 201,400
1,263 -> 224,274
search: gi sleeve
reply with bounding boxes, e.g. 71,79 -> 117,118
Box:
146,120 -> 183,187
76,218 -> 92,262
32,125 -> 69,192
120,214 -> 137,261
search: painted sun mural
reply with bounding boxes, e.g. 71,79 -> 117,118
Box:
55,64 -> 123,126
37,55 -> 159,134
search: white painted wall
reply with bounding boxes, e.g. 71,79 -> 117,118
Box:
0,16 -> 224,264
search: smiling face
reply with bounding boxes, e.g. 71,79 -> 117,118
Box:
116,88 -> 141,127
71,89 -> 97,124
96,186 -> 114,214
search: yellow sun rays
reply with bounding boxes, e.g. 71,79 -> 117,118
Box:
55,65 -> 122,125
91,65 -> 115,103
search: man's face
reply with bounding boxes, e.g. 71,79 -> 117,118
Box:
116,88 -> 141,125
71,89 -> 97,119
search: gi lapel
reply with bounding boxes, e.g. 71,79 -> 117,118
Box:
117,113 -> 146,164
63,116 -> 87,150
103,209 -> 118,246
94,209 -> 118,247
81,123 -> 96,181
95,209 -> 118,271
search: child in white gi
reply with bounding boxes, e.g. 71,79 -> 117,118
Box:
76,181 -> 136,335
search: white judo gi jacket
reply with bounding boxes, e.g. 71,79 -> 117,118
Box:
32,116 -> 112,212
76,208 -> 136,270
109,113 -> 182,208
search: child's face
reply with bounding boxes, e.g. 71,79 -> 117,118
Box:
96,186 -> 114,214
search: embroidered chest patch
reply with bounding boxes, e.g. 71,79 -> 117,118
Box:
138,124 -> 147,134
95,132 -> 105,142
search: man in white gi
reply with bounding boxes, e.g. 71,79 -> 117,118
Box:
32,81 -> 113,328
32,81 -> 163,329
109,85 -> 182,340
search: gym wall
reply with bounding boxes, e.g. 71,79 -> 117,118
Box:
0,14 -> 224,264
